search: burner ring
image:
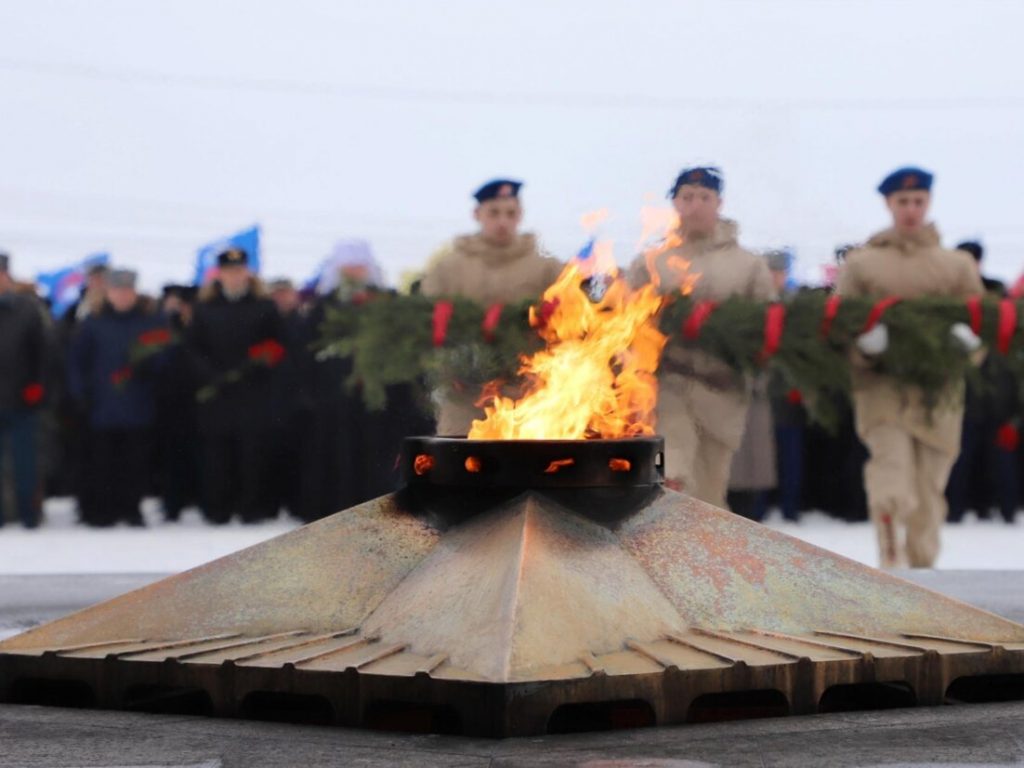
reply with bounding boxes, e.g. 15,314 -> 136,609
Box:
401,436 -> 664,489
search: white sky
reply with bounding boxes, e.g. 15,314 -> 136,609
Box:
2,0 -> 1023,290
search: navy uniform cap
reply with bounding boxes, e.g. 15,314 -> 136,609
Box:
473,179 -> 522,203
217,247 -> 250,267
877,166 -> 933,196
668,166 -> 723,198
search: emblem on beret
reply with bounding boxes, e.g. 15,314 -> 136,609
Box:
498,184 -> 513,197
688,170 -> 704,182
902,174 -> 918,189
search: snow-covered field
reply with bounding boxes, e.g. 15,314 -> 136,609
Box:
0,498 -> 1021,574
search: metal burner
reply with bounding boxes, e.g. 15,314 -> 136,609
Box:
402,436 -> 664,488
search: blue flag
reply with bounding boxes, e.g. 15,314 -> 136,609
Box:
574,238 -> 596,265
194,225 -> 260,285
36,253 -> 110,318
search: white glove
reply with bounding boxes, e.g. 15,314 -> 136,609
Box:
950,322 -> 982,352
856,323 -> 889,356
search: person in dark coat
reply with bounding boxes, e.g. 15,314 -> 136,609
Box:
187,248 -> 285,524
68,269 -> 169,526
266,277 -> 311,519
0,253 -> 47,528
302,252 -> 435,521
302,285 -> 371,520
947,240 -> 1018,523
54,263 -> 109,507
154,285 -> 201,521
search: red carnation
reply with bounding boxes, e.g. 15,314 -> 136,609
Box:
248,339 -> 286,367
995,422 -> 1020,452
139,328 -> 172,346
21,382 -> 44,406
786,388 -> 803,406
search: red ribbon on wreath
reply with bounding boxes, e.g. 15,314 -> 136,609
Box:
997,299 -> 1017,354
759,303 -> 786,362
682,300 -> 718,341
820,294 -> 841,338
482,303 -> 504,342
862,296 -> 902,333
432,301 -> 454,347
966,295 -> 984,336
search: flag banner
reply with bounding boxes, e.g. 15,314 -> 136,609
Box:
36,252 -> 110,318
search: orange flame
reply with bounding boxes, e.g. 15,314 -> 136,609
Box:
468,261 -> 669,440
637,204 -> 699,297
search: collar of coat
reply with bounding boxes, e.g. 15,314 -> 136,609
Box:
452,232 -> 539,267
866,223 -> 941,253
673,218 -> 739,255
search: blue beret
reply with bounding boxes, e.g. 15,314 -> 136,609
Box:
473,179 -> 522,203
877,166 -> 933,196
668,166 -> 723,198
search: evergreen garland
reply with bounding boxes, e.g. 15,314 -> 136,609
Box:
316,286 -> 1024,426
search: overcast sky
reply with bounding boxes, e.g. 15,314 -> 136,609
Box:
2,0 -> 1023,290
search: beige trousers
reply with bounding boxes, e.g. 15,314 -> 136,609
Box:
658,389 -> 737,510
860,423 -> 958,568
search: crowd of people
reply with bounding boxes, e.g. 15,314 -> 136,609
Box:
0,248 -> 431,529
0,166 -> 1020,574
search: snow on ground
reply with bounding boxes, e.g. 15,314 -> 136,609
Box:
0,498 -> 1021,575
0,498 -> 300,575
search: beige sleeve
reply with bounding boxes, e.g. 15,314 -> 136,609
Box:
748,256 -> 778,301
419,242 -> 455,298
834,255 -> 862,297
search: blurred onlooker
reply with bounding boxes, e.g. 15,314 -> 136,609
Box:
727,374 -> 777,521
55,262 -> 110,516
0,253 -> 47,528
60,262 -> 109,336
763,248 -> 806,521
302,248 -> 433,520
187,249 -> 285,524
154,285 -> 201,521
946,240 -> 1018,523
956,240 -> 1006,297
68,269 -> 168,526
266,277 -> 310,518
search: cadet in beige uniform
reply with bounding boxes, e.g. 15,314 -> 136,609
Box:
628,167 -> 776,508
421,179 -> 562,435
837,167 -> 984,568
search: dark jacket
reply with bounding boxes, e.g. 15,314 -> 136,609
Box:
187,282 -> 284,433
68,300 -> 168,430
0,291 -> 47,411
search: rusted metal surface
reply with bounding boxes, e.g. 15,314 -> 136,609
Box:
2,436 -> 1024,736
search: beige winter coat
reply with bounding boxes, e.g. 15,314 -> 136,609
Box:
836,224 -> 984,452
628,219 -> 777,449
421,232 -> 562,435
420,233 -> 562,305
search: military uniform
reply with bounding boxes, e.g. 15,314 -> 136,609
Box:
838,221 -> 983,567
628,218 -> 776,508
420,180 -> 562,436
